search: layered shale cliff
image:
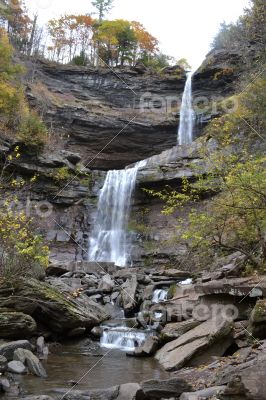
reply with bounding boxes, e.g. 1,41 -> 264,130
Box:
0,49 -> 244,265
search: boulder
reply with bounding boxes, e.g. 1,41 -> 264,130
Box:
156,318 -> 233,371
0,278 -> 108,333
116,383 -> 142,400
121,275 -> 138,314
61,386 -> 119,400
7,360 -> 27,374
13,348 -> 47,377
99,275 -> 115,292
0,311 -> 37,339
0,355 -> 7,373
0,340 -> 32,361
161,320 -> 201,342
250,299 -> 266,339
139,377 -> 192,399
129,336 -> 159,357
180,386 -> 226,399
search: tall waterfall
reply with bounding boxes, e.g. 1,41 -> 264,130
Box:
177,72 -> 195,145
88,160 -> 146,267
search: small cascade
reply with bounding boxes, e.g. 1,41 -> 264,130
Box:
152,289 -> 168,303
88,160 -> 146,267
177,71 -> 195,145
100,327 -> 148,352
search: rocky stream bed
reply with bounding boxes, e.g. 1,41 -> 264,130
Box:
1,252 -> 266,399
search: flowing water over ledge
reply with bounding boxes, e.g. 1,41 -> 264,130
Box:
18,339 -> 170,396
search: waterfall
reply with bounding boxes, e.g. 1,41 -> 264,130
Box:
152,289 -> 168,303
88,160 -> 146,267
177,71 -> 195,145
100,326 -> 148,352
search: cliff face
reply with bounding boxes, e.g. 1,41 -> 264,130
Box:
0,50 -> 244,265
25,61 -> 186,170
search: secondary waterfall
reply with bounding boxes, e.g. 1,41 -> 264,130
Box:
100,326 -> 148,352
177,71 -> 195,145
88,160 -> 146,267
152,289 -> 168,303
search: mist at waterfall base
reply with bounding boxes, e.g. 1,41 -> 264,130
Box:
178,72 -> 195,145
88,160 -> 146,267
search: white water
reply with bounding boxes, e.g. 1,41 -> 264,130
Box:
152,289 -> 168,303
100,327 -> 148,352
88,160 -> 146,267
178,72 -> 195,145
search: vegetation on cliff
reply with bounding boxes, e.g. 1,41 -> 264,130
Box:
145,0 -> 266,271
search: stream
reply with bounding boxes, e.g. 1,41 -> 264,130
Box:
18,339 -> 170,396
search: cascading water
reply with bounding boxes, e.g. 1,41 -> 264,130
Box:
88,160 -> 146,267
100,327 -> 148,352
177,71 -> 195,145
152,289 -> 168,303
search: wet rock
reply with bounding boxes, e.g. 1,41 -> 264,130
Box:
129,336 -> 159,357
36,336 -> 49,358
0,311 -> 37,339
0,355 -> 7,373
0,278 -> 108,333
0,377 -> 10,392
0,340 -> 32,361
13,348 -> 47,377
121,275 -> 138,314
156,318 -> 233,371
7,360 -> 27,374
91,326 -> 103,338
116,383 -> 142,400
139,377 -> 192,399
60,385 -> 119,399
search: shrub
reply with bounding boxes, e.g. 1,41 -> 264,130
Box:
0,204 -> 49,283
52,166 -> 72,184
18,113 -> 48,151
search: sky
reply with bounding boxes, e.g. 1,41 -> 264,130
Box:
25,0 -> 250,69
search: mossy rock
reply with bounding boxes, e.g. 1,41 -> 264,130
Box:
249,299 -> 266,339
0,311 -> 37,339
0,278 -> 108,334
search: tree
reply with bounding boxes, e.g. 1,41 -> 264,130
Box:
131,21 -> 158,63
92,0 -> 114,21
95,19 -> 137,66
176,58 -> 191,71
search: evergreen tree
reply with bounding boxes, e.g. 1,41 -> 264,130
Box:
92,0 -> 114,21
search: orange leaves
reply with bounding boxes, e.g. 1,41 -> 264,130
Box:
131,21 -> 158,54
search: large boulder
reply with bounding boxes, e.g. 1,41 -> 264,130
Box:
161,320 -> 201,342
128,336 -> 159,357
155,318 -> 233,371
0,278 -> 108,333
7,360 -> 27,374
0,311 -> 37,339
139,377 -> 192,399
14,348 -> 47,377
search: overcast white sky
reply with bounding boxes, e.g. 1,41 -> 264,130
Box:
25,0 -> 250,69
